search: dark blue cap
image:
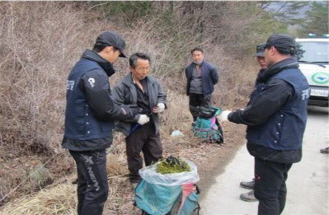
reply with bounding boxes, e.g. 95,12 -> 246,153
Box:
96,31 -> 126,58
254,44 -> 265,57
264,34 -> 296,54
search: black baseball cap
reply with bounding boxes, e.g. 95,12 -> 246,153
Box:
264,34 -> 296,53
254,44 -> 265,57
96,31 -> 126,58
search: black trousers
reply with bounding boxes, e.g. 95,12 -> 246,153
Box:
70,150 -> 108,215
125,122 -> 163,183
254,157 -> 293,215
189,93 -> 211,121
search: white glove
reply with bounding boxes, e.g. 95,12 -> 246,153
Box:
152,103 -> 165,113
217,110 -> 232,123
157,103 -> 165,113
137,114 -> 150,125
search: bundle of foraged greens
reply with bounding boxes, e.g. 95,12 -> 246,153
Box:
156,156 -> 191,174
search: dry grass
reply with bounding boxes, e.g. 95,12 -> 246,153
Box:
161,90 -> 191,133
0,183 -> 77,215
106,150 -> 129,177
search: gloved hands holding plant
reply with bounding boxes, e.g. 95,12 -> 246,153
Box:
152,103 -> 165,113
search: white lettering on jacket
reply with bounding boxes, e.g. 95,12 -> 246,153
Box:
67,80 -> 75,90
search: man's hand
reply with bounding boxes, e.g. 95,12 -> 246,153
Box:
152,103 -> 165,113
137,114 -> 150,125
129,106 -> 143,115
217,110 -> 232,123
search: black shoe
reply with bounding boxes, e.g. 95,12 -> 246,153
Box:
240,190 -> 258,202
240,179 -> 255,190
320,147 -> 329,154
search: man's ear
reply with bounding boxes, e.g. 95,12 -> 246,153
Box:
271,46 -> 278,55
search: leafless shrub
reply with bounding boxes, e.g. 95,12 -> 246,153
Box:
1,2 -> 76,153
161,90 -> 191,133
0,1 -> 116,204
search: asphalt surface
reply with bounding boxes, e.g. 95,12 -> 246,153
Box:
200,106 -> 329,215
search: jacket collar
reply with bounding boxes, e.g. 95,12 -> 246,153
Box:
81,49 -> 116,77
192,60 -> 204,67
122,72 -> 153,86
258,57 -> 299,83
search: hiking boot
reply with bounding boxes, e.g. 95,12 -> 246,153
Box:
240,190 -> 258,202
320,147 -> 329,154
240,179 -> 255,190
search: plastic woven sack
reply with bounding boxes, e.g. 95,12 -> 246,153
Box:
139,159 -> 199,186
135,180 -> 181,215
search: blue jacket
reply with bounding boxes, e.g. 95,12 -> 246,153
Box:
246,68 -> 309,150
185,61 -> 219,95
62,50 -> 137,151
228,57 -> 309,163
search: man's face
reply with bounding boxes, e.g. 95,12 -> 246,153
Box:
130,59 -> 150,81
192,50 -> 204,64
257,56 -> 267,69
109,47 -> 121,63
105,47 -> 121,63
264,46 -> 275,67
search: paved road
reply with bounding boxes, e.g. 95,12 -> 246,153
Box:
200,106 -> 329,215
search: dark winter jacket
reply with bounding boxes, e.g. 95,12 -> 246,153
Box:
112,73 -> 167,136
229,57 -> 309,163
62,50 -> 138,151
185,61 -> 219,95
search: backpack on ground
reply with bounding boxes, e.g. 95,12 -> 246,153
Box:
134,158 -> 200,215
192,106 -> 224,144
135,180 -> 200,215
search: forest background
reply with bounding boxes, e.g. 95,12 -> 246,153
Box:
0,1 -> 328,214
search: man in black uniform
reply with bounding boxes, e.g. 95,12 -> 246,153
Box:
218,34 -> 309,215
62,31 -> 149,215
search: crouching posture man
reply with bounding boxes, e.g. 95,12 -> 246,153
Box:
112,53 -> 167,187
